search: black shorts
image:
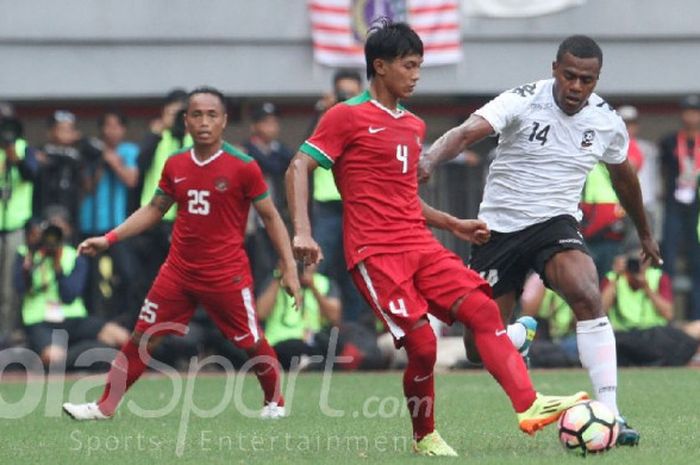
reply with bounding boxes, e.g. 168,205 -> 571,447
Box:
24,316 -> 107,354
469,214 -> 590,298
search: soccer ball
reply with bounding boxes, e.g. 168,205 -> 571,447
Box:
558,400 -> 619,455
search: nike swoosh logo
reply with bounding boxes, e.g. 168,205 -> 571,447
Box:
368,127 -> 386,134
495,329 -> 507,337
413,374 -> 432,383
233,334 -> 250,342
174,177 -> 187,184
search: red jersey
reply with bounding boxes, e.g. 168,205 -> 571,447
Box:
301,90 -> 437,269
156,142 -> 268,290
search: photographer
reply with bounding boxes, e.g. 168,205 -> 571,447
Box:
0,102 -> 38,340
33,110 -> 85,237
601,251 -> 699,366
13,209 -> 128,367
80,111 -> 139,319
132,89 -> 190,304
308,69 -> 368,323
256,262 -> 341,370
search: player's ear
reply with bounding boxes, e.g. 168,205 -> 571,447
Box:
551,60 -> 557,77
373,58 -> 387,77
222,112 -> 228,128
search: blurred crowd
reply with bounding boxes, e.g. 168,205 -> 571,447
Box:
1,76 -> 699,372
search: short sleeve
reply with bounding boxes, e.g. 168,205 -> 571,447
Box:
246,161 -> 269,202
119,142 -> 139,168
602,117 -> 629,165
156,157 -> 174,197
474,87 -> 531,135
299,104 -> 353,169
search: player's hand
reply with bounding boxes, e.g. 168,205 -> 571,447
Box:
640,235 -> 663,267
417,157 -> 435,184
292,234 -> 324,266
450,219 -> 491,245
280,263 -> 303,310
78,236 -> 109,256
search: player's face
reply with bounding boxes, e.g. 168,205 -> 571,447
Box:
381,53 -> 423,99
552,52 -> 601,115
185,94 -> 227,146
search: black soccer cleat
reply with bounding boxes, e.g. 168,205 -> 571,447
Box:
616,416 -> 640,446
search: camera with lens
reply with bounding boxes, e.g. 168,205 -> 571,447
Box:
39,223 -> 64,255
626,256 -> 641,274
0,116 -> 23,147
170,109 -> 188,142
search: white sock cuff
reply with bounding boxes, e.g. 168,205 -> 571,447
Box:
576,316 -> 611,334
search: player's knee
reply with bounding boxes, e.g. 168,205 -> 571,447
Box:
455,291 -> 502,334
404,323 -> 437,368
564,285 -> 603,320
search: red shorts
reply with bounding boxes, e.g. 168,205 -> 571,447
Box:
351,245 -> 490,343
134,265 -> 261,349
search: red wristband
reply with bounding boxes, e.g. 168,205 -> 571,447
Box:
105,231 -> 119,246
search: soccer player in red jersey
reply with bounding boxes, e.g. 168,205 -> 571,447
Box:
63,87 -> 301,421
286,20 -> 588,456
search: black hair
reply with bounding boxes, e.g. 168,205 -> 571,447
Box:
333,69 -> 362,87
98,109 -> 127,129
364,18 -> 423,80
164,88 -> 188,105
556,35 -> 603,67
187,86 -> 227,112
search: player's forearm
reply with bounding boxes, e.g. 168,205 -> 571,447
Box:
261,209 -> 296,270
110,204 -> 164,241
421,199 -> 457,231
608,163 -> 652,239
424,114 -> 493,167
285,154 -> 313,236
256,279 -> 281,320
316,294 -> 341,326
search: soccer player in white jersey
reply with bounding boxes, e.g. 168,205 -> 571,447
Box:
419,35 -> 661,446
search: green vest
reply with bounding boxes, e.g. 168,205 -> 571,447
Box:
265,273 -> 330,346
537,289 -> 574,340
0,139 -> 33,231
19,245 -> 88,326
313,168 -> 341,202
606,268 -> 667,332
582,163 -> 619,203
140,130 -> 192,221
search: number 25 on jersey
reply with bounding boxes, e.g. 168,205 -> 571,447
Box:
188,189 -> 210,215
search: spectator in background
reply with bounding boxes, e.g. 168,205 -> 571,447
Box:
659,95 -> 700,320
80,111 -> 139,320
618,105 -> 661,228
33,110 -> 85,237
14,209 -> 129,367
601,251 -> 700,366
0,102 -> 38,341
310,69 -> 368,322
520,274 -> 579,367
243,102 -> 294,293
257,262 -> 341,370
580,161 -> 629,279
132,89 -> 191,302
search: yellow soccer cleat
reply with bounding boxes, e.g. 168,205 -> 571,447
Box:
517,391 -> 589,435
412,430 -> 459,457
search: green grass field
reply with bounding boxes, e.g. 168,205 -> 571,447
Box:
1,368 -> 699,464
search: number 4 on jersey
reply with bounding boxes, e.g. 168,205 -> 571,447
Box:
396,144 -> 408,174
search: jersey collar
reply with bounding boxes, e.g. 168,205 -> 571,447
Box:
369,95 -> 406,119
190,148 -> 224,167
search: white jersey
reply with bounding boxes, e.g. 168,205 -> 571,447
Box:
474,78 -> 629,233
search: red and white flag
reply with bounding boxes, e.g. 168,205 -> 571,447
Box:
309,0 -> 461,67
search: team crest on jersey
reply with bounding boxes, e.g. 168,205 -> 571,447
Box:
581,130 -> 596,148
214,177 -> 230,192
